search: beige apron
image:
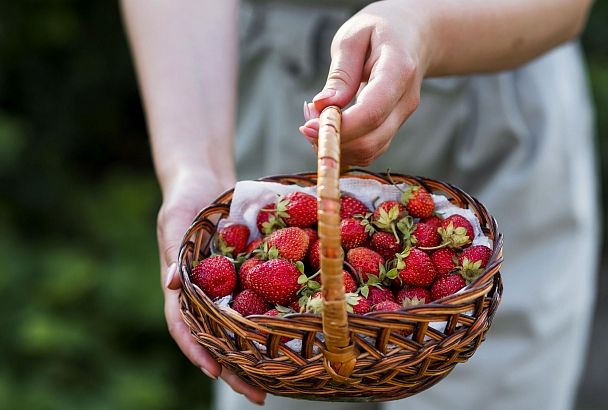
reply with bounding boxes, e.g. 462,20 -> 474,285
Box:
218,2 -> 600,409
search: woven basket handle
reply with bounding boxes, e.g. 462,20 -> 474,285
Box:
317,106 -> 358,382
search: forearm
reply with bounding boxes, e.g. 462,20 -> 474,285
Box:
412,0 -> 594,76
120,0 -> 238,195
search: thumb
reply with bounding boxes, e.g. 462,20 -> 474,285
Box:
313,27 -> 371,111
158,205 -> 197,290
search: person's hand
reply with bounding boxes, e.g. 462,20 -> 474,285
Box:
158,171 -> 266,406
299,0 -> 432,166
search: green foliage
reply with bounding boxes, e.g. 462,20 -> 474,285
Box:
0,1 -> 606,409
0,1 -> 211,409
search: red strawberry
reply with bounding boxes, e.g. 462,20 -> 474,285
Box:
438,215 -> 474,249
256,203 -> 285,235
289,298 -> 303,313
340,218 -> 368,250
302,227 -> 318,245
318,270 -> 357,293
411,223 -> 441,248
431,274 -> 466,301
421,215 -> 443,229
396,286 -> 430,306
266,227 -> 309,262
400,185 -> 434,218
265,308 -> 281,316
458,245 -> 492,281
265,306 -> 295,317
245,237 -> 264,254
191,256 -> 237,299
372,300 -> 401,312
232,289 -> 270,316
371,231 -> 402,260
346,247 -> 385,282
280,192 -> 317,228
431,248 -> 457,276
372,200 -> 407,233
349,295 -> 371,314
215,224 -> 250,256
238,257 -> 263,290
340,195 -> 370,219
306,239 -> 321,271
398,248 -> 437,287
366,286 -> 395,306
248,259 -> 301,305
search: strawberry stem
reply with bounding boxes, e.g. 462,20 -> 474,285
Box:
418,240 -> 452,251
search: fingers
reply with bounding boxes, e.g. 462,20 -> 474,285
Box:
339,48 -> 417,143
312,25 -> 373,111
157,204 -> 197,274
165,283 -> 266,405
221,367 -> 267,406
164,286 -> 222,377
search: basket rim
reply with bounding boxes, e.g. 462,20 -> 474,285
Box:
178,169 -> 503,328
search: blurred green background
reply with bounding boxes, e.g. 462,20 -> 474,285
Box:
0,2 -> 606,410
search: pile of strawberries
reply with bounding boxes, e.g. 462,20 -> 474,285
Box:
190,186 -> 493,320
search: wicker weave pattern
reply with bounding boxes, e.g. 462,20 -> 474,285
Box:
178,168 -> 503,401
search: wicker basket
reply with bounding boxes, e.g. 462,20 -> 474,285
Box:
178,106 -> 503,402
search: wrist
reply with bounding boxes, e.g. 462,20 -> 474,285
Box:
159,165 -> 235,201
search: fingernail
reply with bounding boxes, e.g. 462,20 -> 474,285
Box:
299,126 -> 317,139
164,263 -> 177,289
308,102 -> 320,118
312,88 -> 336,102
303,100 -> 310,121
201,367 -> 218,380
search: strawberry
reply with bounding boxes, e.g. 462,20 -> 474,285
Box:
397,248 -> 437,287
318,270 -> 357,293
400,185 -> 434,218
232,289 -> 270,316
366,286 -> 395,306
266,227 -> 309,262
396,286 -> 430,306
431,248 -> 457,277
245,237 -> 264,254
279,192 -> 317,228
302,227 -> 318,245
191,256 -> 237,299
431,274 -> 466,301
372,300 -> 401,312
348,294 -> 371,314
340,218 -> 368,250
372,200 -> 407,236
340,195 -> 370,219
215,224 -> 250,256
346,247 -> 385,282
421,215 -> 443,229
289,298 -> 303,313
438,215 -> 474,249
256,202 -> 285,235
458,245 -> 492,281
249,259 -> 301,305
306,239 -> 321,271
238,257 -> 263,290
265,306 -> 295,317
411,223 -> 441,248
371,231 -> 402,260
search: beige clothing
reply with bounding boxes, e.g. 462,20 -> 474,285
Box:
217,2 -> 600,410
